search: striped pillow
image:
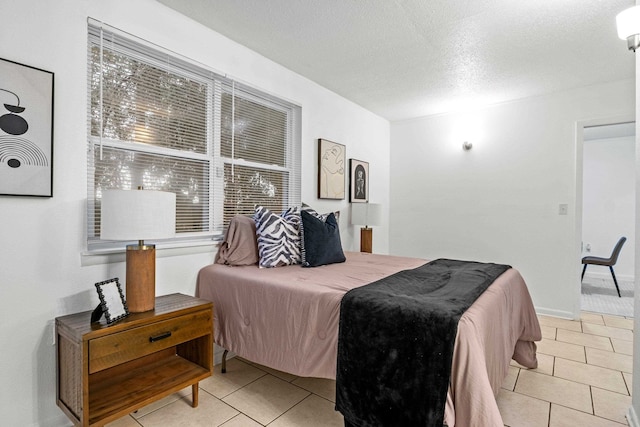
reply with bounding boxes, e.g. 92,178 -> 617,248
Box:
254,206 -> 301,268
301,202 -> 341,222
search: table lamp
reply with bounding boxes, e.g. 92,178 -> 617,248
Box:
101,189 -> 176,312
351,203 -> 381,253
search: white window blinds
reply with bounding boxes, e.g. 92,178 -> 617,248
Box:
87,20 -> 301,251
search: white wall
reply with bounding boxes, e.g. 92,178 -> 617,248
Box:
390,79 -> 635,319
582,135 -> 635,280
0,1 -> 390,425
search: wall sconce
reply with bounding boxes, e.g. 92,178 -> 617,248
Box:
617,6 -> 640,51
462,141 -> 473,151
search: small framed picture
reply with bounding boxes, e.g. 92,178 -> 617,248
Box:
349,159 -> 369,203
95,278 -> 129,324
318,138 -> 345,200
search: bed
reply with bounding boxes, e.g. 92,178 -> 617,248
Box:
196,248 -> 541,426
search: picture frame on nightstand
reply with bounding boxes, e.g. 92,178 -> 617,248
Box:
94,278 -> 129,324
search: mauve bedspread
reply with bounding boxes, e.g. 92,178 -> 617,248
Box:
196,251 -> 541,426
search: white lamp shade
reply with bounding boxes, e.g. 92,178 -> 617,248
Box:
351,203 -> 382,227
617,6 -> 640,40
101,190 -> 176,241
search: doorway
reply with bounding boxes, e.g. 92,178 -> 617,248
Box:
580,121 -> 635,317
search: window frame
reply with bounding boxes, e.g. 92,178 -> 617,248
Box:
86,20 -> 301,253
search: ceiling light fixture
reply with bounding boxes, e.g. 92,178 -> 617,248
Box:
617,6 -> 640,51
462,141 -> 473,151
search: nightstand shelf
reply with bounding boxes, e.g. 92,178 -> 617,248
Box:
56,293 -> 213,427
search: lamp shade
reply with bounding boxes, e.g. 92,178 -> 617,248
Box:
101,190 -> 176,241
617,6 -> 640,39
351,203 -> 382,227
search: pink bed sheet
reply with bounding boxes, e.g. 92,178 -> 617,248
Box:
196,251 -> 541,426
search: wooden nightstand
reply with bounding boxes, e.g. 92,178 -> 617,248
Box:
56,293 -> 213,426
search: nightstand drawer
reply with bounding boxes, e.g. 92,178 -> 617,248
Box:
89,310 -> 211,374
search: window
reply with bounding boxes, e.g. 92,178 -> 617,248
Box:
87,21 -> 301,251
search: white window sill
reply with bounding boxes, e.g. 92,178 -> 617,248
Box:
81,240 -> 220,266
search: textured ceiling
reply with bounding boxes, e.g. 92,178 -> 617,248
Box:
157,0 -> 635,121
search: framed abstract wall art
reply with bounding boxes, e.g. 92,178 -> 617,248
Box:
349,159 -> 369,203
318,138 -> 345,199
0,58 -> 54,197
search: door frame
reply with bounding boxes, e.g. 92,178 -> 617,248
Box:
574,114 -> 635,317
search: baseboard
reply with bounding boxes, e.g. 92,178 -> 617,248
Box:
535,306 -> 576,320
628,406 -> 639,427
584,271 -> 634,282
34,413 -> 72,427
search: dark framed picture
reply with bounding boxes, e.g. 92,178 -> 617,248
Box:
95,278 -> 129,324
318,138 -> 345,200
0,57 -> 54,197
349,159 -> 369,203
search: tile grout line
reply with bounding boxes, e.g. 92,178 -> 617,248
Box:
513,366 -> 521,392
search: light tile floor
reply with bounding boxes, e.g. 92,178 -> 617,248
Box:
106,311 -> 633,427
581,276 -> 634,318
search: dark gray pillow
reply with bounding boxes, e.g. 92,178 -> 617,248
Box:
301,210 -> 346,267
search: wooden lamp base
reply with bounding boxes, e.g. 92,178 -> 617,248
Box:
126,244 -> 156,312
360,227 -> 373,253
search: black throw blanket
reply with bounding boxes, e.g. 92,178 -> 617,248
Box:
335,258 -> 511,427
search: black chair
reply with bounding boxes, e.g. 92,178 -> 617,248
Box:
581,237 -> 627,298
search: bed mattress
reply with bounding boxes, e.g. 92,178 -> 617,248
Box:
196,251 -> 541,426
